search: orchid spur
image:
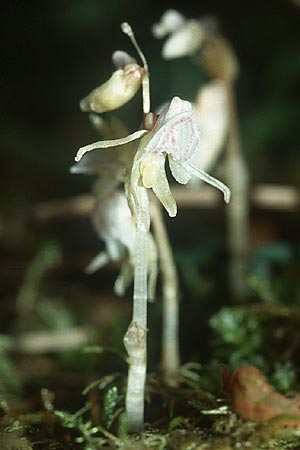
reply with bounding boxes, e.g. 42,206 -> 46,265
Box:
75,96 -> 231,218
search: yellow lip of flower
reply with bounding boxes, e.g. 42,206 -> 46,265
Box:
140,154 -> 161,188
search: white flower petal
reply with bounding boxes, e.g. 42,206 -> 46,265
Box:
152,159 -> 177,217
85,251 -> 110,274
183,161 -> 231,203
168,157 -> 191,184
75,129 -> 148,162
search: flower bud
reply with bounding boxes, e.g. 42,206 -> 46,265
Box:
80,63 -> 145,113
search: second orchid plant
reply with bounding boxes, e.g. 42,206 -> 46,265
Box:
73,22 -> 230,431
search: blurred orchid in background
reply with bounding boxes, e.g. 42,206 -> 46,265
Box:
86,187 -> 158,300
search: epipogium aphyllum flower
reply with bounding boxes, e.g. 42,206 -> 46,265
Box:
75,96 -> 230,216
74,22 -> 230,431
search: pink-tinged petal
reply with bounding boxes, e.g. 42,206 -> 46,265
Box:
145,97 -> 200,162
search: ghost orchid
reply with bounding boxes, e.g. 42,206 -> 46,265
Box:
73,20 -> 231,432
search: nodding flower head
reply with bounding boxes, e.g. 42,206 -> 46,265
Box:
80,51 -> 145,114
134,96 -> 230,216
75,96 -> 230,218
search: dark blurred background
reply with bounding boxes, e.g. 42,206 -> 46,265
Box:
2,0 -> 300,203
1,0 -> 300,371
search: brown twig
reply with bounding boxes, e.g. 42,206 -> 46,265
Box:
0,327 -> 90,354
27,185 -> 300,223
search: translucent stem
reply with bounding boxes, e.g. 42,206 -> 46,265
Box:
133,223 -> 148,327
151,198 -> 180,385
124,183 -> 149,431
121,22 -> 150,114
142,74 -> 150,114
123,320 -> 147,432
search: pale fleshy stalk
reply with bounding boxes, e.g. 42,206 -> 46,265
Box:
151,198 -> 180,386
121,22 -> 150,114
124,183 -> 149,431
123,136 -> 151,430
123,319 -> 147,431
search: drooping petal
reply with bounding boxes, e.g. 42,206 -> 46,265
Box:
114,260 -> 134,296
168,155 -> 191,184
75,129 -> 148,162
85,251 -> 110,274
182,161 -> 231,203
152,157 -> 177,217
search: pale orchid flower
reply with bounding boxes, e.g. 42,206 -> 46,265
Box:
152,10 -> 204,60
74,96 -> 230,218
191,80 -> 230,182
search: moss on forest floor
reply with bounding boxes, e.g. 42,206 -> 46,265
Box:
1,368 -> 300,450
